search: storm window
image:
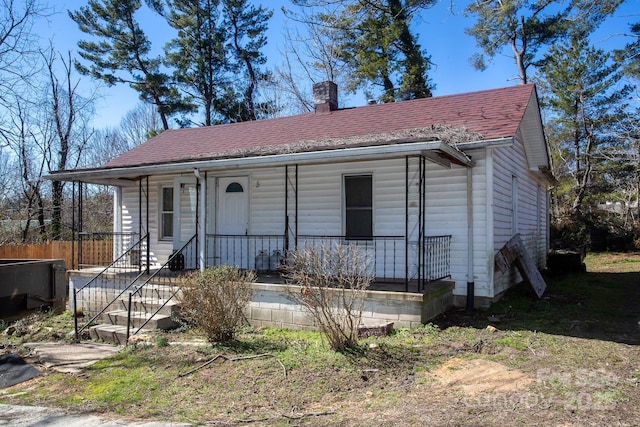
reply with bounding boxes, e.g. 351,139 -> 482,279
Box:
345,175 -> 372,240
161,186 -> 174,240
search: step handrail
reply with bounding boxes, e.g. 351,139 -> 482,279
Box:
73,233 -> 149,341
125,234 -> 197,344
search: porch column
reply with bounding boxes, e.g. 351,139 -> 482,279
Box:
195,168 -> 206,271
113,186 -> 122,260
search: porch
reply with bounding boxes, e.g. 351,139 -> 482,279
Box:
74,231 -> 452,292
69,231 -> 454,342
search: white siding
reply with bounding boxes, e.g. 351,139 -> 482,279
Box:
425,150 -> 491,298
492,134 -> 549,296
120,174 -> 192,265
114,154 -> 501,299
249,169 -> 286,235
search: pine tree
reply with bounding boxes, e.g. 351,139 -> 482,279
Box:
70,0 -> 192,130
539,32 -> 632,219
150,0 -> 272,124
293,0 -> 434,103
221,0 -> 272,121
465,0 -> 622,84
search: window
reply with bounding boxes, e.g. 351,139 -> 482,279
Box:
345,175 -> 372,240
161,186 -> 174,240
226,182 -> 244,193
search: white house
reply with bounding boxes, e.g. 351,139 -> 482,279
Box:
51,82 -> 553,339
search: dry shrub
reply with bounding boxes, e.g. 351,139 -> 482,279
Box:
178,266 -> 255,343
281,243 -> 373,351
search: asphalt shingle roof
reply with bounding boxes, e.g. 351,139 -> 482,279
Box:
103,84 -> 535,169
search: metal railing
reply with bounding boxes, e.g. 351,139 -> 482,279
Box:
204,233 -> 451,284
422,235 -> 452,282
125,234 -> 198,343
205,234 -> 285,272
73,233 -> 148,341
78,232 -> 141,269
297,235 -> 405,282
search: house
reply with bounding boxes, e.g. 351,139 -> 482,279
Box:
49,82 -> 553,340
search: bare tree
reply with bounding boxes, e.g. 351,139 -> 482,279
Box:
41,50 -> 94,239
276,5 -> 351,113
88,102 -> 162,167
1,93 -> 47,242
0,0 -> 51,98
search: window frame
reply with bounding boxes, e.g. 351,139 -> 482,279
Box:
343,174 -> 373,241
160,185 -> 174,241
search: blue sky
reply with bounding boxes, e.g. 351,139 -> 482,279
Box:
44,0 -> 639,128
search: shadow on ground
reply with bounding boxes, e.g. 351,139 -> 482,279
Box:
433,269 -> 640,345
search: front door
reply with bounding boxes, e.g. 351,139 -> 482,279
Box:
174,178 -> 198,269
217,177 -> 249,268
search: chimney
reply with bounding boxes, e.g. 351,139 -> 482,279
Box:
313,81 -> 338,113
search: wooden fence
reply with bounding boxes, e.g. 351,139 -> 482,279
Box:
0,240 -> 113,271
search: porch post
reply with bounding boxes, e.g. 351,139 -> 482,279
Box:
113,186 -> 121,261
78,181 -> 83,268
295,164 -> 298,248
284,165 -> 289,252
195,169 -> 206,272
71,181 -> 75,270
138,179 -> 142,274
419,155 -> 426,292
146,177 -> 150,274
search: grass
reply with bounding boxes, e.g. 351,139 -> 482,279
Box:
1,252 -> 638,426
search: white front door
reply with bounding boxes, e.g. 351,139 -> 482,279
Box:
216,177 -> 249,268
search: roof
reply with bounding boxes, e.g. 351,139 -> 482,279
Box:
102,84 -> 537,170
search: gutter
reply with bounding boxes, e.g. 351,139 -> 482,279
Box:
44,138 -> 494,185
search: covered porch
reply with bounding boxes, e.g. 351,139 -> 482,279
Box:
58,144 -> 474,342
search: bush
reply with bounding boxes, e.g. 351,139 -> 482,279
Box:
178,266 -> 255,343
281,243 -> 373,352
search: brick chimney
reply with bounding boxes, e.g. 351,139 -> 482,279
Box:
313,81 -> 338,113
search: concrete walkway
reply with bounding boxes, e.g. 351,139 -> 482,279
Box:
0,404 -> 192,426
23,342 -> 121,374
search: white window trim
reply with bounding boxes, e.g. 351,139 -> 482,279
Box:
159,185 -> 174,241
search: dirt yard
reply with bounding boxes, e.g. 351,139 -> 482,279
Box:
1,252 -> 639,426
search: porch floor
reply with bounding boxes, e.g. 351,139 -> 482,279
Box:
72,267 -> 449,295
254,273 -> 447,294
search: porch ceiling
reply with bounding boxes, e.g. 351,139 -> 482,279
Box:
46,139 -> 482,185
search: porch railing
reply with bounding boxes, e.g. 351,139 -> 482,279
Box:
73,233 -> 149,341
78,231 -> 141,269
205,234 -> 285,272
296,235 -> 405,282
203,233 -> 451,285
421,235 -> 452,282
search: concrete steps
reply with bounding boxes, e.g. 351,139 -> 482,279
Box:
89,286 -> 181,345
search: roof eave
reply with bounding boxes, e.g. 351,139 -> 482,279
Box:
46,138 -> 492,185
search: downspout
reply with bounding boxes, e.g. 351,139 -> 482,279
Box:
71,181 -> 75,270
466,166 -> 475,311
113,186 -> 122,260
295,164 -> 299,248
138,179 -> 142,273
194,168 -> 206,272
284,165 -> 289,252
405,156 -> 409,292
146,177 -> 150,274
